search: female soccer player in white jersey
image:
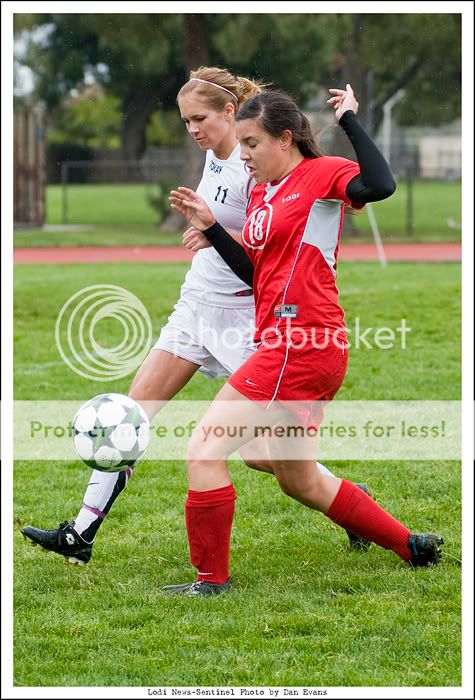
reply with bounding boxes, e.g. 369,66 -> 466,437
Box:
165,85 -> 444,596
22,68 -> 370,565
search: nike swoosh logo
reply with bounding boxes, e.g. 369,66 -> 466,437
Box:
245,378 -> 258,387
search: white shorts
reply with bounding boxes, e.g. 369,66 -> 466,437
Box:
153,290 -> 258,379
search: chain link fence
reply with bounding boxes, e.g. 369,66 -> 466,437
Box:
47,134 -> 460,238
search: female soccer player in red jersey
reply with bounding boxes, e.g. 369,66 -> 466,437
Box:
166,85 -> 444,596
21,69 -> 369,565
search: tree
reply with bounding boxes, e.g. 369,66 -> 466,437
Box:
14,13 -> 338,161
48,85 -> 121,148
317,13 -> 461,235
15,14 -> 186,160
161,14 -> 209,229
14,13 -> 338,229
326,13 -> 461,142
15,12 -> 461,226
15,13 -> 461,154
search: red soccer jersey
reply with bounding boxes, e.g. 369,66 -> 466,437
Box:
242,156 -> 362,342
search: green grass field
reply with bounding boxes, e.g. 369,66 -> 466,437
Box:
14,223 -> 183,248
13,180 -> 461,247
13,261 -> 461,687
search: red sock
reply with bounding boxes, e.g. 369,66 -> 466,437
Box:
326,480 -> 412,561
185,484 -> 236,584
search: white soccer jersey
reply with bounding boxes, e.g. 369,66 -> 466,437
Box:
181,144 -> 254,294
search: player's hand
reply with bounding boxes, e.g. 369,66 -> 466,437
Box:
327,83 -> 359,122
182,226 -> 211,251
169,187 -> 216,230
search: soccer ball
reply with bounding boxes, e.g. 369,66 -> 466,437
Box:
72,393 -> 151,472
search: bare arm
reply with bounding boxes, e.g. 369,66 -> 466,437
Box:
170,188 -> 253,286
183,227 -> 242,252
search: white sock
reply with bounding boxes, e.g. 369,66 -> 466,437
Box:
316,461 -> 335,477
73,509 -> 97,539
74,468 -> 133,539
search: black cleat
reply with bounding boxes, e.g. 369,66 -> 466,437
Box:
21,520 -> 93,566
346,483 -> 373,551
408,533 -> 444,567
160,578 -> 232,597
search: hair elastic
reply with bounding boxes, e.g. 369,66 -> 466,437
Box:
188,78 -> 237,99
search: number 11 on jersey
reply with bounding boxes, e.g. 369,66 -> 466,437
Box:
214,186 -> 228,204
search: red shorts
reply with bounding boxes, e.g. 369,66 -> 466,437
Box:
228,335 -> 348,427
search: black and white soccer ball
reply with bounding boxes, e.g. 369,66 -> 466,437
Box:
72,393 -> 151,472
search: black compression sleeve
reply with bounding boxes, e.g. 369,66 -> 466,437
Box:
339,110 -> 396,203
202,222 -> 254,288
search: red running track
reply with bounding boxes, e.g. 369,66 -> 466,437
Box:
14,243 -> 461,265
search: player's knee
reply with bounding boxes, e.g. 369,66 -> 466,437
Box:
187,427 -> 226,462
187,430 -> 206,461
127,390 -> 161,422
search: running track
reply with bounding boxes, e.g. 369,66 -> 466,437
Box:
14,243 -> 461,265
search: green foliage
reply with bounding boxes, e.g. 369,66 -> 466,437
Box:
48,92 -> 121,148
145,181 -> 178,225
13,261 -> 461,685
16,13 -> 185,108
13,14 -> 39,32
16,13 -> 461,124
209,14 -> 338,103
80,13 -> 184,86
14,13 -> 461,166
17,16 -> 104,109
146,109 -> 184,146
367,14 -> 461,126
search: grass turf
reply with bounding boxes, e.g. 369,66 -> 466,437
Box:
13,261 -> 461,687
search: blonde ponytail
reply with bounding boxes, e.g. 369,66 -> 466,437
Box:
236,75 -> 269,108
178,66 -> 268,113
